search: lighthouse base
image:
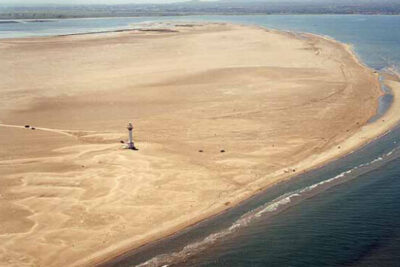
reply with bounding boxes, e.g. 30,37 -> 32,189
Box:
125,143 -> 138,151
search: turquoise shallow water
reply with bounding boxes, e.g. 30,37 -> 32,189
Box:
3,15 -> 400,267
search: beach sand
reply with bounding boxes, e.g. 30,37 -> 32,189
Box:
0,23 -> 399,266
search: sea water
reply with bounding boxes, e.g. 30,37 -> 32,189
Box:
2,15 -> 400,267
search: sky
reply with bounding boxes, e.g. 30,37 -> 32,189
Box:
0,0 -> 210,4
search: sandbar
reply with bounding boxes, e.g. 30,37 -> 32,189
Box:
0,23 -> 399,267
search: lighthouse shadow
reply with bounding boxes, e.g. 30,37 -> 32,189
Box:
120,141 -> 139,151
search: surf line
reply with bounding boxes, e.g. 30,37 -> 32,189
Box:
136,145 -> 400,267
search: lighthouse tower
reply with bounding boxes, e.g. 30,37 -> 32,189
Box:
126,123 -> 137,150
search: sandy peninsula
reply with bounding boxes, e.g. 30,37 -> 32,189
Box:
0,23 -> 399,266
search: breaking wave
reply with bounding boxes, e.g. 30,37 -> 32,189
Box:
381,64 -> 400,78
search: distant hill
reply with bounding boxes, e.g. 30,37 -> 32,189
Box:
1,0 -> 400,19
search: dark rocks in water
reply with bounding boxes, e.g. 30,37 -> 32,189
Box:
29,20 -> 53,23
24,125 -> 30,128
138,29 -> 178,33
175,24 -> 197,28
0,21 -> 19,24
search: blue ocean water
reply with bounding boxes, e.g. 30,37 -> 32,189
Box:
3,15 -> 400,267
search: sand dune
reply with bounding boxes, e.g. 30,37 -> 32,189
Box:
0,23 -> 399,266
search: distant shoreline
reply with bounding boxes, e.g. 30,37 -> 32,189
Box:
2,14 -> 400,41
1,13 -> 400,20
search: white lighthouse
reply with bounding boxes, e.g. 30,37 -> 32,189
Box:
126,122 -> 137,150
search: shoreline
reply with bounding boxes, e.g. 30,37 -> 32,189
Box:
71,27 -> 400,266
1,22 -> 398,267
1,14 -> 400,23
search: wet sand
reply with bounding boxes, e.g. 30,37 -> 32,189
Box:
0,23 -> 399,266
